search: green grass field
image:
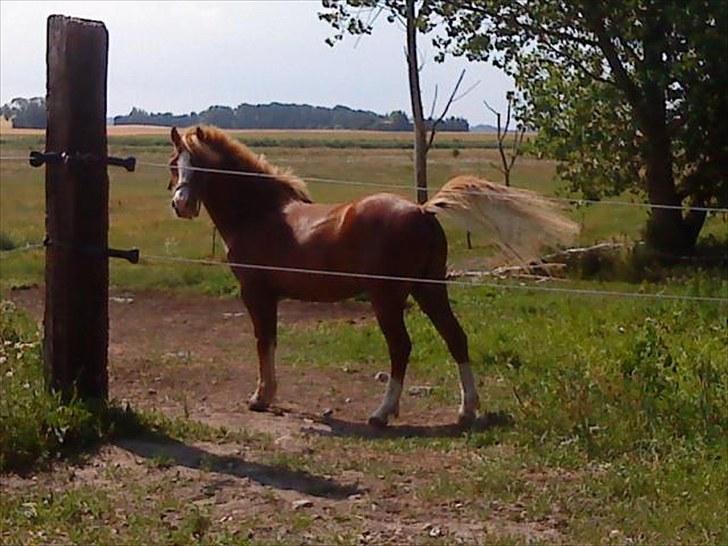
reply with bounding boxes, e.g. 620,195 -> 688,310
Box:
1,131 -> 727,544
3,131 -> 723,293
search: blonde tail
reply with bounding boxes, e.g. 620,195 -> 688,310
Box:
424,175 -> 579,263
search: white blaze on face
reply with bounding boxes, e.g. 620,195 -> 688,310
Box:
172,150 -> 194,217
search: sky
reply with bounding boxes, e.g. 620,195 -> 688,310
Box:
0,1 -> 513,126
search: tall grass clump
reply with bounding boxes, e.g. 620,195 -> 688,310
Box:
0,301 -> 105,472
0,232 -> 16,251
503,305 -> 727,458
0,301 -> 247,472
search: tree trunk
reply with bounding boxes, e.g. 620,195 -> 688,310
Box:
639,7 -> 701,255
641,121 -> 706,253
588,4 -> 704,254
406,0 -> 428,204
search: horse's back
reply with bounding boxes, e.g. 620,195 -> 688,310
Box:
235,193 -> 447,301
290,192 -> 444,261
343,193 -> 446,269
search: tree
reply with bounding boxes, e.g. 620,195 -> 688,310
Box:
1,97 -> 46,129
320,0 -> 469,203
483,91 -> 526,188
435,0 -> 728,253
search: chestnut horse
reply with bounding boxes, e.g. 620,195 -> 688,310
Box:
167,126 -> 577,427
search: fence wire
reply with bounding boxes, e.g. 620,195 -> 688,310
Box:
142,253 -> 728,304
135,160 -> 728,214
1,151 -> 726,304
2,154 -> 727,213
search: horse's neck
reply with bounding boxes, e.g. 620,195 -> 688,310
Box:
200,172 -> 285,250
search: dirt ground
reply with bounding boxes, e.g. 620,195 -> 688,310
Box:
3,287 -> 563,544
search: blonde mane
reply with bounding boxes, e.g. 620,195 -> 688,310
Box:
182,126 -> 311,203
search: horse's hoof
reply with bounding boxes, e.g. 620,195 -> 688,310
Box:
457,411 -> 477,428
367,415 -> 388,428
248,399 -> 269,412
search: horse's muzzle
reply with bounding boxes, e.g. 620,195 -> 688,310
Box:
171,187 -> 199,219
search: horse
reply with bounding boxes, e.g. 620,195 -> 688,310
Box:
167,125 -> 578,427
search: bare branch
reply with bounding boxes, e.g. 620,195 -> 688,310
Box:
489,160 -> 506,175
504,96 -> 512,135
453,79 -> 481,102
508,127 -> 526,172
495,111 -> 503,142
353,5 -> 385,49
439,68 -> 467,119
427,121 -> 438,151
428,84 -> 439,121
417,47 -> 426,72
483,99 -> 499,117
426,68 -> 466,152
484,93 -> 527,187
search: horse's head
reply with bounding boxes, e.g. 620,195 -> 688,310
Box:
168,126 -> 202,219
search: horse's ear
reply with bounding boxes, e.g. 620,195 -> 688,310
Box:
171,127 -> 183,149
196,126 -> 205,141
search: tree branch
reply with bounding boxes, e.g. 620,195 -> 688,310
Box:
426,68 -> 466,151
428,84 -> 439,120
581,5 -> 642,107
540,40 -> 613,85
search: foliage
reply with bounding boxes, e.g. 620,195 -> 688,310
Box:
113,102 -> 468,132
0,301 -> 248,472
0,232 -> 16,251
0,97 -> 46,129
503,311 -> 727,458
320,0 -> 438,42
435,0 -> 728,251
0,301 -> 100,471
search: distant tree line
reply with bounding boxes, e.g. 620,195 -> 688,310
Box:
1,98 -> 469,132
0,97 -> 46,129
112,103 -> 469,132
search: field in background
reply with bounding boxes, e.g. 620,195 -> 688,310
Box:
5,129 -> 722,294
1,130 -> 726,544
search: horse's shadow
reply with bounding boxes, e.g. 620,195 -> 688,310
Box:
302,411 -> 514,440
115,432 -> 360,500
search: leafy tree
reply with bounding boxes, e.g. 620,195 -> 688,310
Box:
436,0 -> 727,252
112,102 -> 456,132
320,0 -> 468,203
1,97 -> 46,129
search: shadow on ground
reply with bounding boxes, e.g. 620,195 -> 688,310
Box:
116,434 -> 361,499
303,411 -> 514,440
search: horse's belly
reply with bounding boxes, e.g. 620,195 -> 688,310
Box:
276,274 -> 365,302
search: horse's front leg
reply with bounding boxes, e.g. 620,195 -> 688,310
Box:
242,290 -> 278,411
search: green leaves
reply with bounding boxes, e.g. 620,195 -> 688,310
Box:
433,0 -> 727,248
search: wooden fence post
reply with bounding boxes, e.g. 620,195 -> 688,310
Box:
44,15 -> 109,401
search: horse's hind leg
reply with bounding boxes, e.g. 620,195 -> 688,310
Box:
412,284 -> 480,425
242,291 -> 278,411
368,289 -> 411,428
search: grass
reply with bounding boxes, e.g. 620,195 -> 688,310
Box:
275,275 -> 727,543
1,131 -> 727,544
282,279 -> 727,452
0,483 -> 262,545
4,131 -> 723,293
1,129 -> 503,150
0,300 -> 258,472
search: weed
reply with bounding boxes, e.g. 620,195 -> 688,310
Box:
0,231 -> 16,251
0,300 -> 263,472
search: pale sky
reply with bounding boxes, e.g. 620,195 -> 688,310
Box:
0,1 -> 512,125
